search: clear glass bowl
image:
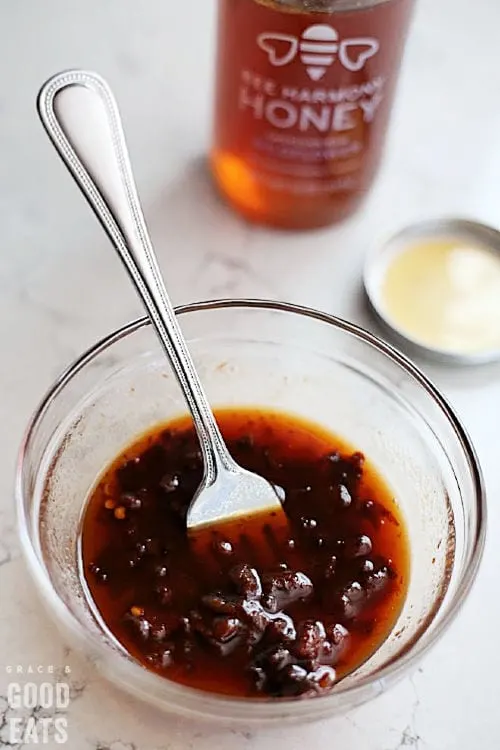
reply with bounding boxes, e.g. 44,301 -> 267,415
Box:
16,300 -> 486,726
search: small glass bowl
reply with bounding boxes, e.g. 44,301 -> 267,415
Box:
16,300 -> 486,726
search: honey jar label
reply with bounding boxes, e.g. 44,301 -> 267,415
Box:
214,0 -> 414,194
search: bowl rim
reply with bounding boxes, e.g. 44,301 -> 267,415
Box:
15,298 -> 487,719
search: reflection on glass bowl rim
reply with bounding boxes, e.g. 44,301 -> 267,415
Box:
15,299 -> 486,725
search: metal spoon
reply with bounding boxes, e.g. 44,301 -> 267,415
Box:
37,69 -> 285,532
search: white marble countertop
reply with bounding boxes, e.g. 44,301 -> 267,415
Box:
1,1 -> 500,748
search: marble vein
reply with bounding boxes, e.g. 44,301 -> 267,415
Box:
0,512 -> 19,569
390,674 -> 422,750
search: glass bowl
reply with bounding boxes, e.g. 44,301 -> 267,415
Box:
16,300 -> 486,726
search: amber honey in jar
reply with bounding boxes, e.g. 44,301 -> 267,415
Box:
210,0 -> 415,229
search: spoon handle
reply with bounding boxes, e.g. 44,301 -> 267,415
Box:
37,69 -> 232,482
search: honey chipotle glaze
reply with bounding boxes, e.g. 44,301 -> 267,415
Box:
81,408 -> 409,698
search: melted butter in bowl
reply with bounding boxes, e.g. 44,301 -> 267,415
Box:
365,220 -> 500,363
381,238 -> 500,354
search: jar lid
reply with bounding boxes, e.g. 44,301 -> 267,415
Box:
363,219 -> 500,365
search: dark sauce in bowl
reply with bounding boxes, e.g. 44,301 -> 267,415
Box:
81,408 -> 410,699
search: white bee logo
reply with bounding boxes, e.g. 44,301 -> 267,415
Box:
257,24 -> 379,81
